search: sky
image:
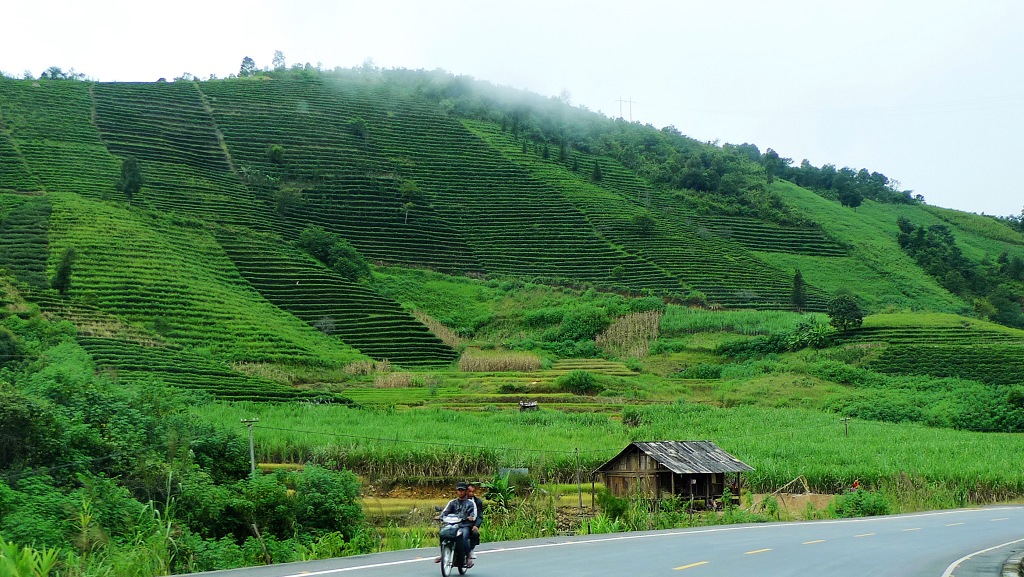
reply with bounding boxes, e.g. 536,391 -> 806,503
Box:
3,0 -> 1022,217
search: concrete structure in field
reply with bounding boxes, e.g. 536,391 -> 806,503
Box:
593,441 -> 753,506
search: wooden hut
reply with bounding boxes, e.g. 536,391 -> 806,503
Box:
593,441 -> 753,505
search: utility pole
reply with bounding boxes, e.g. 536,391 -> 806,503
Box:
614,96 -> 636,122
242,418 -> 259,476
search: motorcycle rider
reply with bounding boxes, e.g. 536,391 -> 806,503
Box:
467,482 -> 484,559
435,481 -> 477,567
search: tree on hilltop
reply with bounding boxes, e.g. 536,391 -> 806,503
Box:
272,50 -> 287,71
240,56 -> 257,77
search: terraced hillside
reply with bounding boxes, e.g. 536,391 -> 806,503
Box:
217,229 -> 458,366
200,78 -> 484,273
465,121 -> 838,309
834,313 -> 1024,385
0,81 -> 121,198
92,82 -> 271,229
45,193 -> 365,367
201,79 -> 685,292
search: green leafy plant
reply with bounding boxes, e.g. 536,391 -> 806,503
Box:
481,472 -> 517,511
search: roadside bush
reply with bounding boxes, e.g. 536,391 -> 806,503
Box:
827,489 -> 890,517
294,466 -> 364,539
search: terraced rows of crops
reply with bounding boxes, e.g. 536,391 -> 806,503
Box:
685,214 -> 847,256
217,230 -> 459,366
869,344 -> 1024,385
0,195 -> 50,288
344,86 -> 683,293
91,82 -> 271,229
77,336 -> 341,402
837,325 -> 1024,345
464,122 -> 829,309
0,80 -> 122,198
198,79 -> 484,273
46,193 -> 363,367
0,128 -> 40,192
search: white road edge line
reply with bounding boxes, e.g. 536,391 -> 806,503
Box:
940,536 -> 1024,577
272,507 -> 1022,577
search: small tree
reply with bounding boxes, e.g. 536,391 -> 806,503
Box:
267,144 -> 285,165
116,156 -> 144,207
827,294 -> 864,331
592,160 -> 603,182
791,269 -> 807,312
398,179 -> 423,224
272,50 -> 286,71
51,247 -> 76,295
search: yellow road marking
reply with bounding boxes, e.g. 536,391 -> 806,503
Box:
745,548 -> 772,555
673,561 -> 709,570
855,533 -> 875,538
803,540 -> 825,545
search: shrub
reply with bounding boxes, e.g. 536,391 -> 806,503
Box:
594,488 -> 628,520
677,364 -> 723,379
556,370 -> 604,395
827,489 -> 890,518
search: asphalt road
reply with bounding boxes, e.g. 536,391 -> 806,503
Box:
187,506 -> 1024,577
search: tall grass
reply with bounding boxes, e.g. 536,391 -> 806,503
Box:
458,348 -> 543,372
596,310 -> 661,358
198,401 -> 1024,505
660,306 -> 815,337
413,310 -> 464,348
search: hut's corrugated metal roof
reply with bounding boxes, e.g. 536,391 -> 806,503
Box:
594,441 -> 753,474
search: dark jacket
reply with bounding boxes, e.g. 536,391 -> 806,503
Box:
442,497 -> 477,526
472,496 -> 484,528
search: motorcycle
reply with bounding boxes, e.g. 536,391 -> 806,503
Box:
436,509 -> 472,576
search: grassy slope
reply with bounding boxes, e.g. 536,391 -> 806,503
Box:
763,181 -> 968,313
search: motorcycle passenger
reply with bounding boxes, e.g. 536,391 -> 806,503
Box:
467,482 -> 484,559
435,481 -> 477,567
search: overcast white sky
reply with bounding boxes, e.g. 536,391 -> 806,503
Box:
3,0 -> 1022,217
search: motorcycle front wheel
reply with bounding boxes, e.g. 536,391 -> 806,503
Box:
440,542 -> 455,577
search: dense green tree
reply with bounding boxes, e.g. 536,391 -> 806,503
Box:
838,187 -> 863,209
329,238 -> 371,282
592,160 -> 602,182
296,225 -> 336,264
50,247 -> 76,296
115,156 -> 144,207
239,56 -> 257,77
827,294 -> 864,331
